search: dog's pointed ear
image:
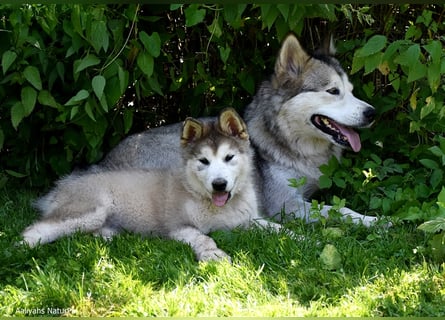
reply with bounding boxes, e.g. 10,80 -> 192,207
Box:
181,118 -> 204,146
275,34 -> 310,78
218,108 -> 249,140
317,34 -> 336,56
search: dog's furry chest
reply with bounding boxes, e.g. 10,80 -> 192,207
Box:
180,195 -> 255,234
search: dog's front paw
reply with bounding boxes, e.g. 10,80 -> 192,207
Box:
21,227 -> 43,247
197,248 -> 231,263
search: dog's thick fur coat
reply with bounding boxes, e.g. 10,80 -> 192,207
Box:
22,109 -> 280,261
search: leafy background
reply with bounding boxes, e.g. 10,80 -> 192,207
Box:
0,4 -> 444,247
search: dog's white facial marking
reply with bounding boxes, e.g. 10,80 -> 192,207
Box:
280,70 -> 374,153
186,143 -> 246,207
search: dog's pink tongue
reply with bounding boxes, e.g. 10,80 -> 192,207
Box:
335,123 -> 362,152
212,192 -> 229,207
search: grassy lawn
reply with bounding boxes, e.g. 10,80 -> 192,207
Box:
1,188 -> 444,317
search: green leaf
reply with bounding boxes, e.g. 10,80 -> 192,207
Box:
92,75 -> 106,100
118,65 -> 129,94
238,71 -> 255,95
333,176 -> 346,188
320,244 -> 342,270
137,52 -> 154,77
427,63 -> 441,93
139,31 -> 161,58
65,89 -> 89,106
2,50 -> 17,74
357,35 -> 387,57
394,44 -> 420,66
170,4 -> 182,10
430,169 -> 443,190
319,175 -> 333,189
21,86 -> 37,116
147,76 -> 163,95
364,52 -> 383,75
38,90 -> 58,108
71,5 -> 82,34
84,100 -> 96,121
277,4 -> 289,21
418,218 -> 445,233
420,96 -> 436,119
424,40 -> 442,65
5,169 -> 28,178
11,102 -> 25,130
123,109 -> 133,134
184,4 -> 206,27
90,20 -> 109,53
81,116 -> 107,149
263,5 -> 279,30
351,53 -> 365,74
438,186 -> 445,204
419,158 -> 438,170
207,16 -> 222,38
75,54 -> 101,73
23,66 -> 42,90
70,105 -> 79,120
105,76 -> 123,107
219,45 -> 231,64
407,61 -> 427,83
223,4 -> 247,29
99,94 -> 108,113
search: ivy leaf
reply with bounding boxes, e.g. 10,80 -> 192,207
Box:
11,102 -> 25,130
123,109 -> 133,134
356,35 -> 387,57
137,52 -> 154,77
394,44 -> 420,66
75,54 -> 101,74
407,60 -> 427,83
92,75 -> 106,100
219,45 -> 231,64
207,16 -> 222,38
38,90 -> 58,108
84,99 -> 96,122
23,66 -> 42,90
139,31 -> 161,58
184,4 -> 205,27
21,86 -> 37,116
65,89 -> 89,106
423,40 -> 442,65
118,65 -> 129,95
90,20 -> 109,53
2,50 -> 17,74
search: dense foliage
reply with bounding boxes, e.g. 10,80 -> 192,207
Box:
0,4 -> 444,250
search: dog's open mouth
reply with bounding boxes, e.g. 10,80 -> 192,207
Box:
311,115 -> 361,152
212,191 -> 231,207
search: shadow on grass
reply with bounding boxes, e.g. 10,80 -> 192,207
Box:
1,189 -> 444,316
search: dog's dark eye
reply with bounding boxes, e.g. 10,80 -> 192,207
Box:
326,87 -> 340,95
225,154 -> 234,162
199,158 -> 210,165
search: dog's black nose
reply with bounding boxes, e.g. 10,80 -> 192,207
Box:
212,178 -> 227,191
363,107 -> 376,122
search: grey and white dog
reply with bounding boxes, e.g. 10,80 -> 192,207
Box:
22,109 -> 283,261
99,34 -> 378,226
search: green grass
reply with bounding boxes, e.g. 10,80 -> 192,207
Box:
1,188 -> 444,316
